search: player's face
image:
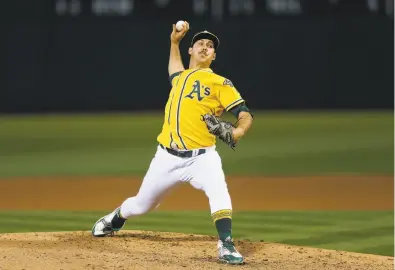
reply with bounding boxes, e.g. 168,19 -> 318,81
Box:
189,39 -> 216,65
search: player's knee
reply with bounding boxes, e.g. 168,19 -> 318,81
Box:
205,189 -> 232,213
205,183 -> 230,200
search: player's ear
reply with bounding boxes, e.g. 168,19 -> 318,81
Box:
212,53 -> 216,61
188,47 -> 193,55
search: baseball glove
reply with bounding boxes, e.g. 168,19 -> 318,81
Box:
202,114 -> 236,150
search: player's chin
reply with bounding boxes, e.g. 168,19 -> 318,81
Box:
198,53 -> 210,59
197,57 -> 212,65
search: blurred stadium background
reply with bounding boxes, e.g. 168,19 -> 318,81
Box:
1,0 -> 394,257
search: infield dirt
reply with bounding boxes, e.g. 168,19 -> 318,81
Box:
0,175 -> 393,269
0,176 -> 393,210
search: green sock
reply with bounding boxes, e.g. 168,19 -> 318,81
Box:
215,218 -> 232,241
111,209 -> 126,229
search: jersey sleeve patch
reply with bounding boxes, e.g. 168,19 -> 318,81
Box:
223,79 -> 234,87
216,76 -> 244,111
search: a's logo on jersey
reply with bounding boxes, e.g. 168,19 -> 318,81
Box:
223,79 -> 234,87
185,80 -> 211,101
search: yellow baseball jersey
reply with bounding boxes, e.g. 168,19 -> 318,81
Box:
157,68 -> 244,150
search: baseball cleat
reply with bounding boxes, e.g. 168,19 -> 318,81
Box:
91,207 -> 126,237
217,237 -> 244,265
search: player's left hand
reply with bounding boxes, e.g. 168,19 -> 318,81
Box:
202,114 -> 237,150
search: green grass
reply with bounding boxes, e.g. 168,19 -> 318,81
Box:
0,210 -> 393,256
0,111 -> 393,177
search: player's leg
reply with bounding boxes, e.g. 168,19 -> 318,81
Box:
189,150 -> 243,265
92,146 -> 182,237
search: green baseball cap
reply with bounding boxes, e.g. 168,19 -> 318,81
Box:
191,30 -> 220,50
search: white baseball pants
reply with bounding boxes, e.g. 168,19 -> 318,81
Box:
120,145 -> 232,218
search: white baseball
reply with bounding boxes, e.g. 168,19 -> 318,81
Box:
176,20 -> 185,31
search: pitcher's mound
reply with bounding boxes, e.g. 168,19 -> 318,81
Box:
0,231 -> 392,270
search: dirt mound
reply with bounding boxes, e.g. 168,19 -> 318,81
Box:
0,231 -> 393,270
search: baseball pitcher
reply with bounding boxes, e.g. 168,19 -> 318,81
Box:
92,21 -> 254,265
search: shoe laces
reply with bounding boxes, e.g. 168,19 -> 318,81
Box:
223,238 -> 237,253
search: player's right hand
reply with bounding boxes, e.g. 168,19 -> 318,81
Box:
170,21 -> 190,44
